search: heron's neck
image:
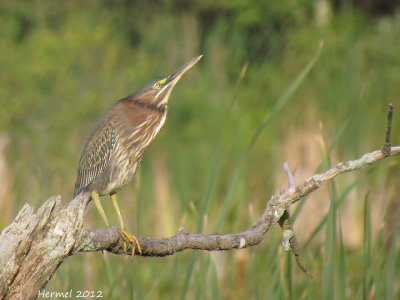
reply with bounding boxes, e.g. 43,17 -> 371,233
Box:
132,99 -> 167,113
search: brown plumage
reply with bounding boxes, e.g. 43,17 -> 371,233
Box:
74,56 -> 202,253
74,97 -> 166,197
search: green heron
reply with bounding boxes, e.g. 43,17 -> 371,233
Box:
74,55 -> 202,253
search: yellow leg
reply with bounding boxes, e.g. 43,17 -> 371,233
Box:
110,193 -> 142,255
92,191 -> 110,227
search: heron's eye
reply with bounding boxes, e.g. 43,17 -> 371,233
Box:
153,78 -> 166,89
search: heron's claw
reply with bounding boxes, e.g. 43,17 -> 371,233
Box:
120,230 -> 142,257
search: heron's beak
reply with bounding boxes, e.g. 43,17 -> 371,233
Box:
167,55 -> 203,85
154,55 -> 202,107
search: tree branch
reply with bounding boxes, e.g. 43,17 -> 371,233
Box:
279,163 -> 314,278
0,194 -> 90,300
76,147 -> 400,258
382,103 -> 393,156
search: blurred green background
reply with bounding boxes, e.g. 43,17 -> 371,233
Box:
1,0 -> 399,299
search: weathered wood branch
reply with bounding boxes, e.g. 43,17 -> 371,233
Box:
78,147 -> 400,256
1,146 -> 399,299
0,194 -> 90,300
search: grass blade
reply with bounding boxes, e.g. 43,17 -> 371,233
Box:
321,181 -> 337,300
385,204 -> 400,300
337,212 -> 346,300
303,179 -> 359,248
363,191 -> 372,299
215,42 -> 324,232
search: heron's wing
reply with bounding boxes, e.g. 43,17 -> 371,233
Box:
74,117 -> 116,195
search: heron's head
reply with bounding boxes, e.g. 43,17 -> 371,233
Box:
131,55 -> 202,109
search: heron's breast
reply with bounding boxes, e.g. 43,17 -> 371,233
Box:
105,111 -> 167,191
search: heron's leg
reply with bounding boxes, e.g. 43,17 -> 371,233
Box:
110,192 -> 142,255
92,191 -> 110,227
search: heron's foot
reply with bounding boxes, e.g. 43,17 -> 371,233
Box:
119,229 -> 142,256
